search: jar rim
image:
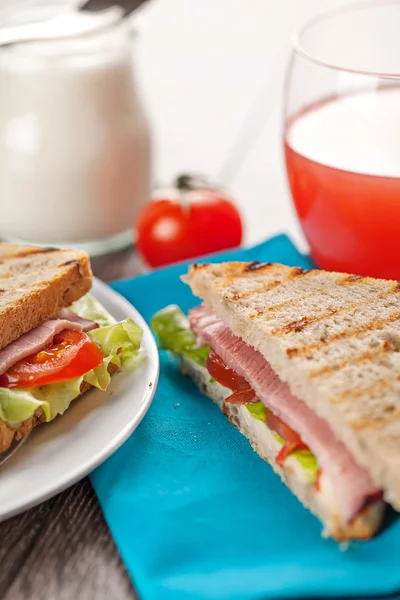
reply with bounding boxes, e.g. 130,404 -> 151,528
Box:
0,3 -> 136,60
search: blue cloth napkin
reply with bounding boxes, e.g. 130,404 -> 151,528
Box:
90,234 -> 400,600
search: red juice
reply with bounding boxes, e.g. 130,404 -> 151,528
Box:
285,87 -> 400,279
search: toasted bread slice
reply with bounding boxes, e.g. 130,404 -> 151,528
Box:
186,262 -> 400,511
181,356 -> 385,540
0,243 -> 92,351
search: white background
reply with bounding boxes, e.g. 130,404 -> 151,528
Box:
133,0 -> 350,250
4,0 -> 351,249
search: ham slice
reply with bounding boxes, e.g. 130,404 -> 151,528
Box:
189,305 -> 380,523
0,319 -> 84,377
57,309 -> 99,332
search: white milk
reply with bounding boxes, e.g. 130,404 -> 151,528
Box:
287,86 -> 400,178
0,20 -> 151,253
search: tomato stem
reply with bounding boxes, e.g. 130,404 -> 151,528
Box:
175,174 -> 209,191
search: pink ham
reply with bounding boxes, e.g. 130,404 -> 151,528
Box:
0,320 -> 83,377
189,304 -> 380,523
57,309 -> 99,332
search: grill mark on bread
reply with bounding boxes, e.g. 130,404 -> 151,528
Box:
350,407 -> 400,431
291,267 -> 315,276
264,292 -> 320,315
334,378 -> 395,403
345,274 -> 365,282
277,283 -> 400,340
238,271 -> 400,333
278,309 -> 338,334
310,342 -> 393,378
63,259 -> 80,267
286,311 -> 400,358
11,247 -> 60,259
233,267 -> 318,304
234,279 -> 282,304
243,261 -> 274,272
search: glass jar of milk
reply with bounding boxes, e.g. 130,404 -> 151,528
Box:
0,16 -> 151,254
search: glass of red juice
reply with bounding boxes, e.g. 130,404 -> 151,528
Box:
284,1 -> 400,280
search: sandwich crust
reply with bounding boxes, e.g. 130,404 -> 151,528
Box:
186,262 -> 400,511
0,243 -> 92,352
181,355 -> 385,541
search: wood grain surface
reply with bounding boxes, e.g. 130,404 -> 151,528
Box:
0,247 -> 143,600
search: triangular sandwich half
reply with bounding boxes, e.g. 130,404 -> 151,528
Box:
0,243 -> 143,455
152,261 -> 400,540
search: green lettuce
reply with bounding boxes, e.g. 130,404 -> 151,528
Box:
293,450 -> 319,484
245,403 -> 318,483
246,401 -> 266,422
151,305 -> 210,367
86,318 -> 143,389
71,294 -> 116,327
0,389 -> 51,424
0,296 -> 143,425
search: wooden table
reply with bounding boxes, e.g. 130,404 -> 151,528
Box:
0,247 -> 145,600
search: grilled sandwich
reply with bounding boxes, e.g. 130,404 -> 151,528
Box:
0,243 -> 143,455
151,261 -> 400,540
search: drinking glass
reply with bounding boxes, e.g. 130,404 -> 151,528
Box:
284,1 -> 400,279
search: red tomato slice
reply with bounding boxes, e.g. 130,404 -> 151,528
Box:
266,410 -> 306,446
225,387 -> 257,404
0,330 -> 104,389
206,348 -> 249,391
314,469 -> 322,492
275,441 -> 309,467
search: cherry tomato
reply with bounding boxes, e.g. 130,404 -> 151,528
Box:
0,330 -> 103,389
136,175 -> 243,267
206,348 -> 249,391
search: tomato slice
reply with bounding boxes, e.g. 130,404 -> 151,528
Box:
314,469 -> 322,492
0,330 -> 104,389
225,387 -> 258,404
275,441 -> 309,467
205,347 -> 312,464
266,410 -> 306,446
206,348 -> 249,391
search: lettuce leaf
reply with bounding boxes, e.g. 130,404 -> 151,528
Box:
71,294 -> 116,327
293,449 -> 319,484
0,388 -> 51,424
246,401 -> 266,422
86,318 -> 143,389
0,299 -> 143,425
151,305 -> 209,367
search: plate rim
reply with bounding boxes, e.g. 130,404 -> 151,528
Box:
0,277 -> 159,521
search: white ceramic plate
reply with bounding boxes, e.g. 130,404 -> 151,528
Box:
0,278 -> 159,521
